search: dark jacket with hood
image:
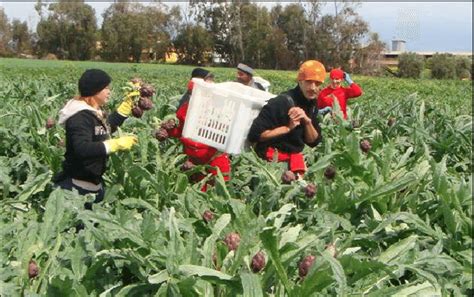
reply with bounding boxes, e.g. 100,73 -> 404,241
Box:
248,85 -> 322,158
56,99 -> 126,185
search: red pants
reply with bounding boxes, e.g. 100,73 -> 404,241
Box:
189,153 -> 231,192
265,147 -> 306,174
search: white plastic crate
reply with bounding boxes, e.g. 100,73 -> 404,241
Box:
182,79 -> 276,154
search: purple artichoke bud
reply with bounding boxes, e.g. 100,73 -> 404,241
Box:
224,232 -> 241,251
304,183 -> 317,198
281,170 -> 296,184
161,119 -> 177,130
251,251 -> 266,273
28,260 -> 39,279
181,160 -> 195,171
360,139 -> 372,153
45,118 -> 55,129
202,210 -> 214,223
298,255 -> 315,278
138,97 -> 153,110
387,117 -> 396,127
154,128 -> 168,141
130,78 -> 142,85
132,106 -> 144,118
324,165 -> 336,180
140,84 -> 155,98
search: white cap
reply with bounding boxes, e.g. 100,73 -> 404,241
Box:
237,63 -> 254,76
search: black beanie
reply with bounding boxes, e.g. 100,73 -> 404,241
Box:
78,69 -> 112,97
191,67 -> 211,79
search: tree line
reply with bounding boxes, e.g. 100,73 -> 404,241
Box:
0,0 -> 386,73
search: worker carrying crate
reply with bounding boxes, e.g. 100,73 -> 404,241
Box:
182,79 -> 275,155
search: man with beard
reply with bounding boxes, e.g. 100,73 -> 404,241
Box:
248,60 -> 326,177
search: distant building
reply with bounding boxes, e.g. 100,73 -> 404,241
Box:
380,40 -> 472,67
391,39 -> 406,52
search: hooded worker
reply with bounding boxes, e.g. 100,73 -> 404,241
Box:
248,60 -> 325,176
54,69 -> 138,209
317,68 -> 362,119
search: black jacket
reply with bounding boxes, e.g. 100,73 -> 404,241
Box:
59,110 -> 126,185
248,85 -> 322,157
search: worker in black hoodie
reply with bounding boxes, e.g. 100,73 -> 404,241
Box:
248,60 -> 326,177
54,69 -> 137,209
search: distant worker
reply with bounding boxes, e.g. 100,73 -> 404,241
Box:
236,63 -> 266,91
166,68 -> 231,191
317,69 -> 362,119
177,67 -> 215,108
248,60 -> 325,176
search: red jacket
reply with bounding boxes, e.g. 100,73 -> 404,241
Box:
317,83 -> 362,119
168,101 -> 218,164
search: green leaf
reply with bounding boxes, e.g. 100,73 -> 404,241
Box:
418,100 -> 425,126
377,235 -> 417,265
70,240 -> 87,280
179,264 -> 233,280
148,269 -> 169,284
33,233 -> 63,293
260,227 -> 291,292
298,258 -> 333,296
440,197 -> 457,235
362,172 -> 417,202
40,193 -> 65,243
121,198 -> 160,215
114,283 -> 158,297
174,174 -> 188,194
99,284 -> 121,297
167,207 -> 183,271
202,214 -> 231,267
307,152 -> 338,173
71,282 -> 89,297
215,170 -> 231,200
240,272 -> 263,297
279,224 -> 303,249
368,281 -> 440,297
396,146 -> 414,169
371,212 -> 440,239
338,256 -> 388,284
17,171 -> 52,201
141,212 -> 158,243
321,251 -> 347,296
403,265 -> 440,291
265,204 -> 295,229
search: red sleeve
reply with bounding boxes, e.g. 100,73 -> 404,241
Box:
344,83 -> 362,99
168,102 -> 188,138
317,87 -> 334,109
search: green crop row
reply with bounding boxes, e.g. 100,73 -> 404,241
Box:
0,58 -> 472,296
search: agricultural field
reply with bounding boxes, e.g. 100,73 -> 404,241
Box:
0,58 -> 472,296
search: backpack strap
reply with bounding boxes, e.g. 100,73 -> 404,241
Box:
283,94 -> 295,108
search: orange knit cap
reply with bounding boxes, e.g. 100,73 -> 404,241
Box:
297,60 -> 326,82
330,69 -> 344,79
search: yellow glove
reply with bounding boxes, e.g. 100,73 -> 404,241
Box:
117,91 -> 139,117
104,135 -> 138,154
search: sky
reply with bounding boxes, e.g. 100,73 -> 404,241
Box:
0,1 -> 472,53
